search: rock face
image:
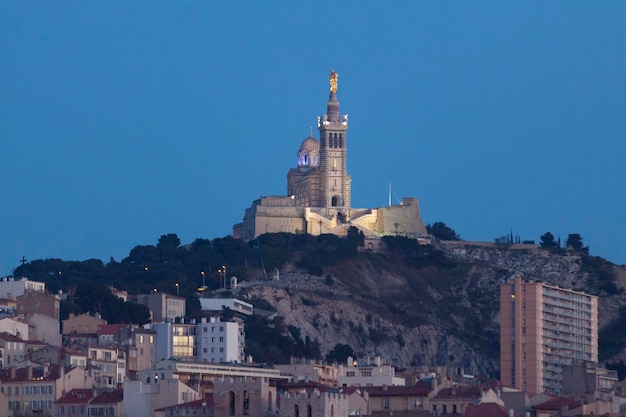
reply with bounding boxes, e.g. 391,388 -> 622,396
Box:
245,285 -> 484,372
239,242 -> 626,373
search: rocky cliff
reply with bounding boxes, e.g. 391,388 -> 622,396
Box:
237,240 -> 626,374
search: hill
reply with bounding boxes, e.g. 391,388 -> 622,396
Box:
12,232 -> 626,377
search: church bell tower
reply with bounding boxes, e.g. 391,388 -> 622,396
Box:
318,70 -> 351,210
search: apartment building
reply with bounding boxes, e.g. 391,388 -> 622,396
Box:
337,356 -> 405,387
197,317 -> 244,364
0,364 -> 95,416
0,277 -> 45,299
88,344 -> 122,388
0,332 -> 28,367
152,322 -> 197,362
500,275 -> 598,395
126,328 -> 157,380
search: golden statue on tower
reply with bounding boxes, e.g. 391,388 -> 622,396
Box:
329,69 -> 338,93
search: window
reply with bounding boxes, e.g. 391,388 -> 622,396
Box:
149,335 -> 154,343
243,390 -> 249,415
139,335 -> 144,343
294,404 -> 300,417
229,391 -> 236,416
383,397 -> 390,409
415,397 -> 423,409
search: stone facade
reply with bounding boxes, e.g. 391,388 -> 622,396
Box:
213,376 -> 276,417
279,390 -> 350,417
234,72 -> 426,242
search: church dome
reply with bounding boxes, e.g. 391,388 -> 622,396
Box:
297,136 -> 320,168
299,136 -> 320,153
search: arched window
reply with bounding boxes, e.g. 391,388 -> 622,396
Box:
243,390 -> 249,415
332,196 -> 339,207
339,134 -> 343,148
229,391 -> 236,416
295,404 -> 300,417
307,404 -> 312,417
268,391 -> 273,412
331,404 -> 334,417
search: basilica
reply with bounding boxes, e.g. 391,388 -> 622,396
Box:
233,71 -> 427,242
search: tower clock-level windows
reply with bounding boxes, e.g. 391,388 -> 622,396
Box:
333,159 -> 337,169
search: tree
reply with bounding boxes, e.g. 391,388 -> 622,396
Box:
347,226 -> 365,248
157,233 -> 181,251
325,343 -> 354,365
427,222 -> 460,241
539,232 -> 558,249
566,233 -> 589,254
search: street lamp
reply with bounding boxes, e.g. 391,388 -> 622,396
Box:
175,283 -> 179,295
200,271 -> 205,288
218,265 -> 227,289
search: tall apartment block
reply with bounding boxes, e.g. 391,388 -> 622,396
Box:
500,275 -> 598,395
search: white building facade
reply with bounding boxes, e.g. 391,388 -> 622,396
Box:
197,318 -> 244,364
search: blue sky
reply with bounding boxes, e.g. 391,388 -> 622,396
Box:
2,2 -> 625,275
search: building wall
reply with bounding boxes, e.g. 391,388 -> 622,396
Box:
375,198 -> 427,237
0,336 -> 27,366
273,362 -> 338,386
197,320 -> 242,364
138,293 -> 186,323
124,378 -> 199,417
279,391 -> 350,417
26,313 -> 62,346
133,330 -> 157,373
213,376 -> 276,417
500,275 -> 598,395
0,277 -> 45,299
17,291 -> 60,319
199,299 -> 253,316
0,318 -> 29,340
152,322 -> 197,362
337,362 -> 405,387
62,313 -> 106,335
